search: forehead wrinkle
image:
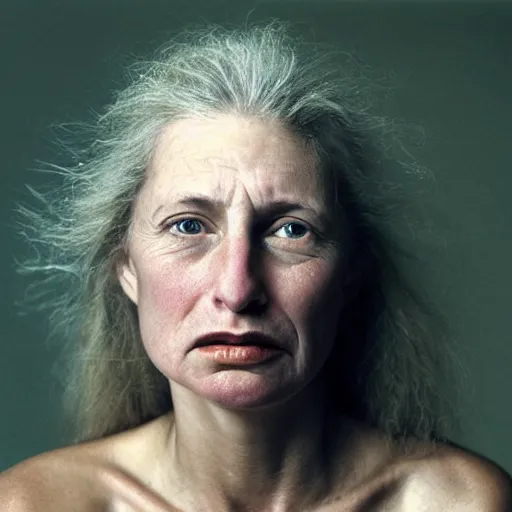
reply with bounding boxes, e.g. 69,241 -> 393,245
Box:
144,160 -> 325,222
153,119 -> 310,177
143,116 -> 326,217
250,162 -> 324,213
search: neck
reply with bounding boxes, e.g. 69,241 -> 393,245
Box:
161,377 -> 356,512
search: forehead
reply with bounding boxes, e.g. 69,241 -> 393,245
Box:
143,115 -> 323,206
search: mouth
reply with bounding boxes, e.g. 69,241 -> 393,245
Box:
192,331 -> 285,351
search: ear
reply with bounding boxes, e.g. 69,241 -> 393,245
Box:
117,256 -> 139,305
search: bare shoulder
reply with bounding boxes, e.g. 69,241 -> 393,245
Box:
0,418 -> 180,512
0,445 -> 110,512
400,442 -> 512,511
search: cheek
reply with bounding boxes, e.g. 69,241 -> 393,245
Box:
135,262 -> 200,359
277,262 -> 345,338
137,254 -> 206,313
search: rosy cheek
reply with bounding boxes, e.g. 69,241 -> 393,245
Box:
137,263 -> 192,333
144,253 -> 210,310
142,267 -> 175,309
135,263 -> 197,372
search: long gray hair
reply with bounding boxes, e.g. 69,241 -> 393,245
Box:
18,19 -> 464,445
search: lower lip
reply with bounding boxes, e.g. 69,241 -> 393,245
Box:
196,344 -> 282,364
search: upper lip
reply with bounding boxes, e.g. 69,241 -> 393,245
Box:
192,331 -> 286,351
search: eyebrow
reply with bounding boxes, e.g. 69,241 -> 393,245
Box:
151,194 -> 329,223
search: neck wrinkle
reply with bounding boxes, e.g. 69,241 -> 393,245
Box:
162,379 -> 352,511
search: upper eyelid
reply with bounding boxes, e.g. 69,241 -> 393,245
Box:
164,216 -> 311,230
160,212 -> 321,236
165,219 -> 314,244
167,217 -> 208,234
163,215 -> 209,228
265,219 -> 315,238
164,210 -> 305,222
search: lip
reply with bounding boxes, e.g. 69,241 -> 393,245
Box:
196,344 -> 282,365
192,331 -> 287,352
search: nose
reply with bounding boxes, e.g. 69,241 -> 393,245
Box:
212,236 -> 267,313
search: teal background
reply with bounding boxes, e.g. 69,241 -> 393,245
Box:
1,1 -> 511,474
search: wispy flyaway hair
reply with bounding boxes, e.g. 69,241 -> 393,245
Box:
18,18 -> 465,446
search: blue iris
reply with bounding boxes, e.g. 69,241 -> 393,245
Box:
176,219 -> 202,234
282,222 -> 307,238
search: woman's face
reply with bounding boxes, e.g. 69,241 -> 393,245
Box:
119,114 -> 349,409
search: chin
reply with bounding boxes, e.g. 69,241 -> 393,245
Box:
188,369 -> 302,410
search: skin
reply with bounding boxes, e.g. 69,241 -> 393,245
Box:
117,113 -> 357,510
1,114 -> 510,511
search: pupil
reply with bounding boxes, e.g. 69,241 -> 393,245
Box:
286,223 -> 306,237
181,219 -> 199,233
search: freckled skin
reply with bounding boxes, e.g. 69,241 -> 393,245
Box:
3,115 -> 509,512
119,114 -> 348,409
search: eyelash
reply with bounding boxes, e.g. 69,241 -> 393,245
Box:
166,217 -> 312,240
168,218 -> 205,236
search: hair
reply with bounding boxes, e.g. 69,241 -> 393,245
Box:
18,18 -> 466,447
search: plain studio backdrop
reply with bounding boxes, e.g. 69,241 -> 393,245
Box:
1,0 -> 510,474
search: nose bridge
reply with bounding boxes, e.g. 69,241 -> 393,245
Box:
214,230 -> 263,311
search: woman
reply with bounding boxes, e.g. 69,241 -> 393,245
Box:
2,19 -> 510,511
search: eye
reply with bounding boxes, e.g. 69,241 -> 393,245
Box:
168,218 -> 205,235
273,222 -> 310,239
